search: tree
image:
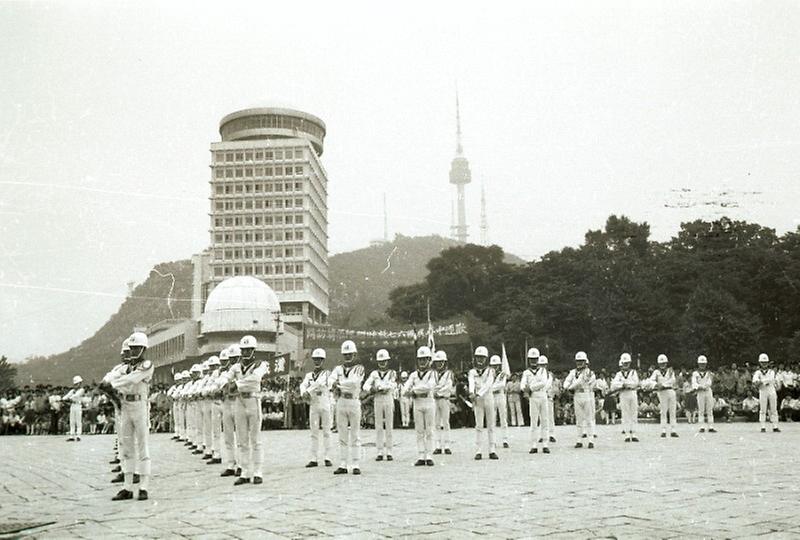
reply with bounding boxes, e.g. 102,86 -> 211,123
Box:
680,284 -> 762,365
0,356 -> 17,392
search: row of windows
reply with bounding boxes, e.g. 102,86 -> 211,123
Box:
212,265 -> 309,291
213,165 -> 305,179
213,213 -> 304,227
212,251 -> 305,271
210,244 -> 304,257
149,335 -> 185,365
220,115 -> 324,141
214,198 -> 305,211
213,148 -> 304,163
214,181 -> 304,195
212,229 -> 305,242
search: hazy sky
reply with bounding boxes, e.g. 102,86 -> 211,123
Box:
1,1 -> 799,361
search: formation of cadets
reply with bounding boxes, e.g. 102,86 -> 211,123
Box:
84,334 -> 784,497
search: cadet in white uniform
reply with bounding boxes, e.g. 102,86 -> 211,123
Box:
183,364 -> 203,452
522,350 -> 552,454
219,346 -> 241,477
229,335 -> 268,485
692,355 -> 717,433
489,355 -> 510,448
104,340 -> 130,478
64,375 -> 85,441
363,348 -> 397,461
399,371 -> 412,427
330,340 -> 365,475
753,353 -> 781,432
203,355 -> 223,464
564,351 -> 596,449
468,346 -> 498,460
404,346 -> 437,466
648,354 -> 678,438
611,353 -> 640,442
432,350 -> 454,455
167,372 -> 183,441
111,332 -> 154,501
300,348 -> 333,467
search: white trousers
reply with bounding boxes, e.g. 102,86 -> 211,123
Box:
221,398 -> 238,469
413,399 -> 435,459
548,398 -> 555,431
69,403 -> 82,436
435,398 -> 451,450
473,394 -> 496,454
400,397 -> 412,427
202,400 -> 212,454
697,389 -> 715,425
336,398 -> 361,469
309,405 -> 332,461
234,397 -> 263,478
119,400 -> 150,489
508,394 -> 523,427
574,393 -> 595,441
373,394 -> 394,454
493,392 -> 509,442
619,391 -> 638,434
529,393 -> 549,447
759,387 -> 778,426
210,401 -> 222,458
657,389 -> 677,431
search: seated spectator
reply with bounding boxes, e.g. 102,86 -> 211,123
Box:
713,395 -> 732,422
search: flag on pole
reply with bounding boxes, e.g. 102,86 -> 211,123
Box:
501,343 -> 511,377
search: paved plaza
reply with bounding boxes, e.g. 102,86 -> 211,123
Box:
1,423 -> 798,539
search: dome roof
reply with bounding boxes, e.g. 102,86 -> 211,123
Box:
204,277 -> 281,314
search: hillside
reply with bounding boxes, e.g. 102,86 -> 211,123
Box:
15,260 -> 194,386
15,237 -> 525,385
329,234 -> 524,327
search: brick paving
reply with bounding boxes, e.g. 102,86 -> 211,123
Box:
1,423 -> 798,539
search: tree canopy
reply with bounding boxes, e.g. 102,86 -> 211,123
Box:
387,215 -> 800,371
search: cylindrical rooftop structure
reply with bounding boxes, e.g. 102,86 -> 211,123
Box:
219,107 -> 326,155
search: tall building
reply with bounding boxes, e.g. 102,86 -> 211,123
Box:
208,107 -> 329,328
449,94 -> 472,243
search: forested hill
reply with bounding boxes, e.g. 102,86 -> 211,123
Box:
328,234 -> 524,327
16,260 -> 194,385
15,236 -> 523,385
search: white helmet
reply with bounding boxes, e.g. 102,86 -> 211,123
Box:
228,344 -> 242,358
174,372 -> 182,381
128,332 -> 148,348
758,353 -> 769,364
312,348 -> 327,359
697,355 -> 708,364
575,351 -> 588,362
657,354 -> 668,364
474,346 -> 488,357
417,346 -> 432,359
219,349 -> 230,361
527,347 -> 540,359
433,350 -> 447,362
180,370 -> 190,379
620,353 -> 632,364
489,354 -> 502,366
341,340 -> 357,355
240,335 -> 257,349
120,338 -> 130,354
72,375 -> 83,385
618,358 -> 625,367
190,364 -> 202,374
200,361 -> 210,371
207,355 -> 220,367
400,371 -> 409,379
376,349 -> 390,362
537,355 -> 548,366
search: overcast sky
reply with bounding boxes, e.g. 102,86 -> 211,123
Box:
1,1 -> 799,361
